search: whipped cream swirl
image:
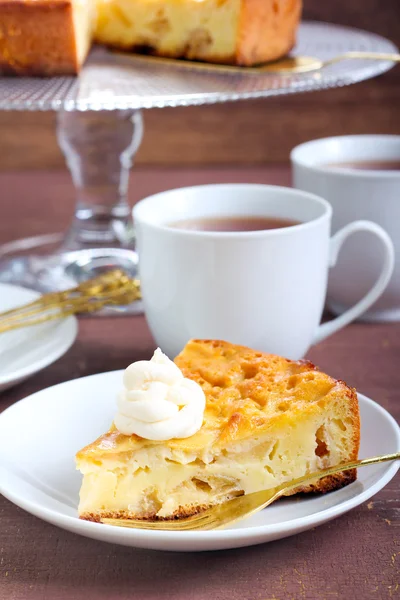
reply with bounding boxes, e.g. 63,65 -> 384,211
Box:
114,348 -> 206,441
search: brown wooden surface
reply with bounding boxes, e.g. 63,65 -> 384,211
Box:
0,167 -> 399,600
1,0 -> 399,170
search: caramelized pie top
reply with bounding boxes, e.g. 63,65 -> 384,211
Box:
77,339 -> 360,460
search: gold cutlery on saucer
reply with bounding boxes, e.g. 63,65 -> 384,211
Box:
118,51 -> 400,75
0,270 -> 141,334
101,451 -> 400,531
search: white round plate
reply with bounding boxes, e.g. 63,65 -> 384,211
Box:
0,283 -> 78,392
0,371 -> 398,552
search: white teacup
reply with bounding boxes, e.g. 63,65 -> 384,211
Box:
292,135 -> 400,322
133,184 -> 394,359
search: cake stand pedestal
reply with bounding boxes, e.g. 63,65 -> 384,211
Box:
0,21 -> 397,314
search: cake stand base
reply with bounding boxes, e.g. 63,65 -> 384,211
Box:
0,109 -> 144,315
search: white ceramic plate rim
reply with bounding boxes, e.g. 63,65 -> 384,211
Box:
0,371 -> 399,549
0,283 -> 78,387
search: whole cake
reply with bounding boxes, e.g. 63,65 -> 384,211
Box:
76,340 -> 360,522
0,0 -> 302,75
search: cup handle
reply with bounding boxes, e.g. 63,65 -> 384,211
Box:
313,220 -> 395,345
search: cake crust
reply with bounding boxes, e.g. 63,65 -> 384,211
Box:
0,0 -> 94,75
237,0 -> 302,65
0,0 -> 79,75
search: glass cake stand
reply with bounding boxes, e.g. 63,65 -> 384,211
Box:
0,21 -> 397,314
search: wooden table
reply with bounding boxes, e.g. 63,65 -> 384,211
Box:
1,168 -> 399,600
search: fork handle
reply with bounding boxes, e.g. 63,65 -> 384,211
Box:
279,451 -> 400,498
353,451 -> 400,467
329,51 -> 400,65
320,451 -> 400,473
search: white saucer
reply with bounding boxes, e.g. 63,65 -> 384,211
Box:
0,370 -> 398,552
0,283 -> 78,392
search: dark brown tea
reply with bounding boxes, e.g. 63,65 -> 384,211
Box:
325,160 -> 400,171
170,216 -> 301,232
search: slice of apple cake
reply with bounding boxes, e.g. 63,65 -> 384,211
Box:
76,339 -> 360,521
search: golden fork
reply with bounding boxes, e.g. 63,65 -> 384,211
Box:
0,269 -> 141,334
101,451 -> 400,531
251,52 -> 400,74
116,51 -> 400,75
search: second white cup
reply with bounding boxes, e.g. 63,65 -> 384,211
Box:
292,135 -> 400,322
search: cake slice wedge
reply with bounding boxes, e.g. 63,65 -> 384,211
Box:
76,340 -> 360,522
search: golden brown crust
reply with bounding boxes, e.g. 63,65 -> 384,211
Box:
290,469 -> 357,496
80,503 -> 212,523
237,0 -> 303,65
335,380 -> 361,463
0,0 -> 80,75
